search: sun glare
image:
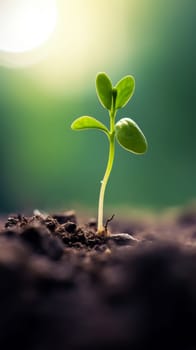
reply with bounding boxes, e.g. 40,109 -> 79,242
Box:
0,0 -> 132,93
0,0 -> 57,53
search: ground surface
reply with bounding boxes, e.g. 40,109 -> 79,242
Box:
1,207 -> 196,349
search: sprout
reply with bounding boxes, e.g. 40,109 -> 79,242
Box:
71,73 -> 148,235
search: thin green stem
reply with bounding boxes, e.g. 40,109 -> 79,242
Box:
97,107 -> 116,234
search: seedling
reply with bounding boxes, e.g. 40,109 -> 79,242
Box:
71,73 -> 148,235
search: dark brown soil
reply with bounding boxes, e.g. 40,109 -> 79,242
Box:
1,207 -> 196,349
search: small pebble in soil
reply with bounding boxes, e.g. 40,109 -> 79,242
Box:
108,233 -> 139,246
53,210 -> 77,224
88,218 -> 97,228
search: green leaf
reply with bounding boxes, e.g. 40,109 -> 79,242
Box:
115,76 -> 135,109
71,116 -> 109,134
96,73 -> 113,110
115,118 -> 147,154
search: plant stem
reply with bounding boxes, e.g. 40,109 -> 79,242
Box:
97,108 -> 116,234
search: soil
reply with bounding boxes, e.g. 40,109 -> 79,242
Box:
1,207 -> 196,349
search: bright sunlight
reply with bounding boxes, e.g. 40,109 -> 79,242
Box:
0,0 -> 132,93
0,0 -> 57,53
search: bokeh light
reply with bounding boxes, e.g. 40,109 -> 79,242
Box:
0,0 -> 57,53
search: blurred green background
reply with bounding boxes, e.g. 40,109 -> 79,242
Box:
0,0 -> 196,214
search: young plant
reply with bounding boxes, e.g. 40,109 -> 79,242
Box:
71,73 -> 148,235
